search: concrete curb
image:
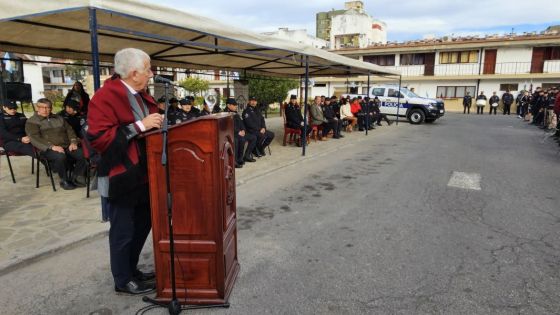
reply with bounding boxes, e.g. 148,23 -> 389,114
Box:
0,227 -> 109,276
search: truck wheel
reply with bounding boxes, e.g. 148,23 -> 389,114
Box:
408,109 -> 425,124
425,118 -> 435,123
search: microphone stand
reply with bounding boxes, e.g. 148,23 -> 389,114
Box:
143,81 -> 230,314
142,81 -> 181,315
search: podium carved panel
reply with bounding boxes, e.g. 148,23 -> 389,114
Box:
144,114 -> 239,304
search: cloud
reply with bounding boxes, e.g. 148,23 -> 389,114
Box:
148,0 -> 560,41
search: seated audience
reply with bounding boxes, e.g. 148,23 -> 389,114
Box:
322,97 -> 343,138
0,101 -> 34,156
284,94 -> 312,144
372,97 -> 393,126
224,98 -> 256,166
58,100 -> 86,138
242,96 -> 274,157
339,98 -> 357,132
309,96 -> 336,140
25,98 -> 86,190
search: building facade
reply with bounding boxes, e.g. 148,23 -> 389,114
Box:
316,1 -> 387,49
262,28 -> 328,49
305,32 -> 560,111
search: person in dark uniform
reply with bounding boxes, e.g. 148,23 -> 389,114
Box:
489,92 -> 499,115
58,100 -> 86,138
531,90 -> 547,125
463,92 -> 472,114
242,96 -> 274,157
502,90 -> 514,115
156,96 -> 166,114
322,97 -> 343,138
360,97 -> 375,130
330,96 -> 341,119
224,98 -> 256,167
285,94 -> 312,145
0,101 -> 34,156
372,97 -> 393,126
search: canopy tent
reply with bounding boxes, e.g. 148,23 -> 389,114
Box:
0,0 -> 401,155
0,0 -> 399,79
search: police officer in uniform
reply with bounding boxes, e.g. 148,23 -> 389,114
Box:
179,98 -> 200,121
0,101 -> 34,157
463,92 -> 472,114
502,90 -> 514,115
243,96 -> 274,157
322,97 -> 343,138
58,100 -> 86,138
372,97 -> 393,126
489,92 -> 499,115
285,94 -> 311,145
224,98 -> 256,167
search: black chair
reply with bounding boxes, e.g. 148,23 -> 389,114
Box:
0,138 -> 35,183
34,148 -> 57,191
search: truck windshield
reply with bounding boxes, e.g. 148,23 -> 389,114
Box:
400,88 -> 419,98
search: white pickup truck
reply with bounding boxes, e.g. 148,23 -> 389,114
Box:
343,85 -> 445,124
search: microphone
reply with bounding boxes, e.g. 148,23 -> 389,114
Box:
153,75 -> 175,85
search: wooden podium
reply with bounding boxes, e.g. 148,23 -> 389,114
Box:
144,113 -> 239,305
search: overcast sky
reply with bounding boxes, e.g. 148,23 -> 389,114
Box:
151,0 -> 559,41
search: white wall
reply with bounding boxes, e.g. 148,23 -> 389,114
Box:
22,63 -> 44,102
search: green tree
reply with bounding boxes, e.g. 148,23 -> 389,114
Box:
246,74 -> 299,106
178,77 -> 210,96
64,62 -> 87,81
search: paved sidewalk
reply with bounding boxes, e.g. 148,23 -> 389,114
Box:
0,115 -> 409,274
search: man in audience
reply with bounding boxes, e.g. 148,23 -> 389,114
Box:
322,97 -> 343,138
224,98 -> 256,167
243,96 -> 274,157
309,96 -> 335,140
285,94 -> 311,142
372,97 -> 393,126
25,98 -> 86,190
0,101 -> 34,157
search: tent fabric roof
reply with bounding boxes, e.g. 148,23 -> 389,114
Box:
0,0 -> 400,78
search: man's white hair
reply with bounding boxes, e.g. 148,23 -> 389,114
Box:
114,48 -> 150,79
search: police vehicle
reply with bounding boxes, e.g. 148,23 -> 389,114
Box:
344,85 -> 445,124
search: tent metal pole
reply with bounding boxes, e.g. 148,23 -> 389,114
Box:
302,56 -> 309,156
396,75 -> 402,125
366,72 -> 371,136
88,8 -> 101,92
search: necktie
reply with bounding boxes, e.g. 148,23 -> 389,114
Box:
134,94 -> 147,117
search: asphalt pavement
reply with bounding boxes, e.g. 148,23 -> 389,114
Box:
1,113 -> 559,315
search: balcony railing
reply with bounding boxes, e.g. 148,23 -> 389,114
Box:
379,61 -> 560,77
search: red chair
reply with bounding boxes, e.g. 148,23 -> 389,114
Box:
281,104 -> 309,146
308,115 -> 323,142
0,137 -> 35,183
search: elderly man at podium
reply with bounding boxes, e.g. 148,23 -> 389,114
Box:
87,48 -> 163,295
